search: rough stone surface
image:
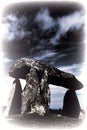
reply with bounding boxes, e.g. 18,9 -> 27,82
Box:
21,68 -> 39,114
4,79 -> 22,116
8,58 -> 83,116
21,68 -> 50,115
9,58 -> 83,90
62,90 -> 81,118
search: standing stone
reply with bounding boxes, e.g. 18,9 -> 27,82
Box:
21,68 -> 39,114
32,69 -> 50,115
40,69 -> 50,114
4,79 -> 22,116
62,90 -> 81,118
21,68 -> 50,115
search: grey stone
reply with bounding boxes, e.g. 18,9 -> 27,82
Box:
4,79 -> 22,116
21,68 -> 50,115
8,58 -> 83,115
62,90 -> 81,118
9,58 -> 83,90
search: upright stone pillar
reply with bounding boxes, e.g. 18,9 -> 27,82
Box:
62,90 -> 81,118
21,68 -> 40,114
40,69 -> 50,114
4,78 -> 22,116
21,68 -> 50,115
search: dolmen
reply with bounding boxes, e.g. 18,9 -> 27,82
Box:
7,58 -> 83,117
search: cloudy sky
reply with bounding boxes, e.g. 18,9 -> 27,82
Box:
1,2 -> 85,64
0,2 -> 85,107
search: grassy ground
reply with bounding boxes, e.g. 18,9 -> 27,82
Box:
5,110 -> 84,129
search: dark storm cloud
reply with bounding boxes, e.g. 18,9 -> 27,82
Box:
51,11 -> 84,45
35,8 -> 84,45
2,13 -> 31,41
2,7 -> 84,48
2,2 -> 85,68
